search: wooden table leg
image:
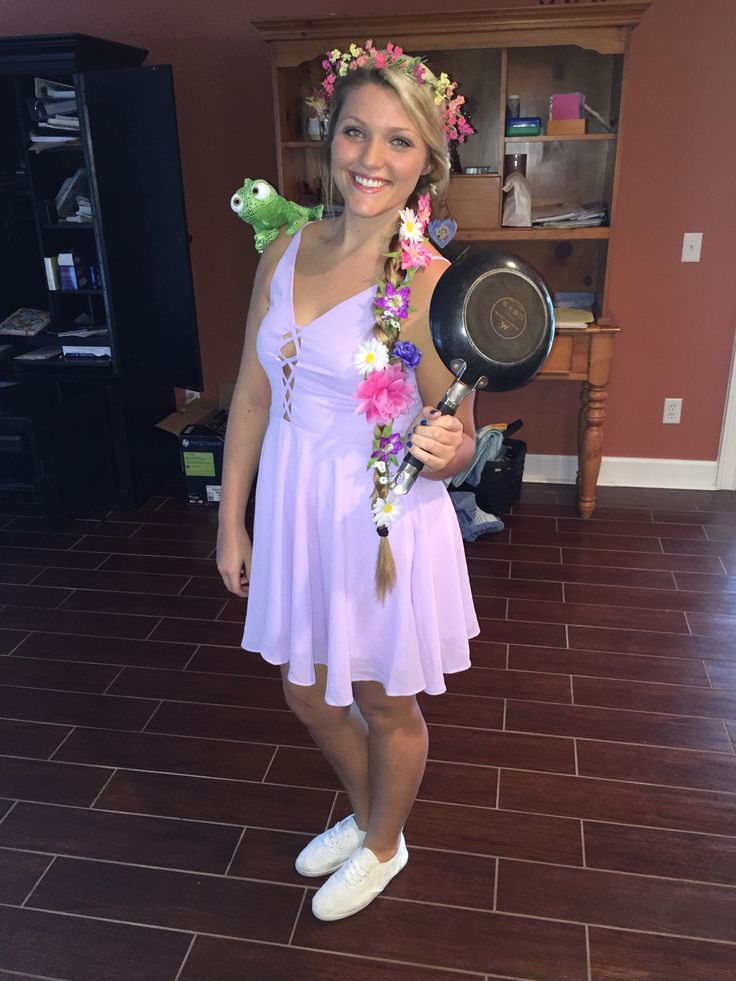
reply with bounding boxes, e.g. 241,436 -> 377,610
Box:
577,331 -> 615,518
578,381 -> 608,517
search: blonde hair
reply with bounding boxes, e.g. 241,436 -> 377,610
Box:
320,66 -> 449,599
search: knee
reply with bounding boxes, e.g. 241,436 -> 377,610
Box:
354,688 -> 422,734
282,678 -> 347,729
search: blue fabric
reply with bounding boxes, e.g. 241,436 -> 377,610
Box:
448,425 -> 505,488
448,490 -> 505,542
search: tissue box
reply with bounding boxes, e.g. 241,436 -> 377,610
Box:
547,118 -> 587,136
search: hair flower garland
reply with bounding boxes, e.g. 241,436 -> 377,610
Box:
352,194 -> 432,526
321,41 -> 474,143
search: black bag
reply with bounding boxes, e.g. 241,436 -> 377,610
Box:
460,419 -> 526,516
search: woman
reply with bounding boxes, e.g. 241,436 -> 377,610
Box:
217,41 -> 479,921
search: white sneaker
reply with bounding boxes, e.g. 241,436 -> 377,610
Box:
295,814 -> 366,877
311,836 -> 409,921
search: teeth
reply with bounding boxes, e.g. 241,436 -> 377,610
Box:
354,174 -> 386,188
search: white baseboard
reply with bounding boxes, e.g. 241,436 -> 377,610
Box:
524,454 -> 719,490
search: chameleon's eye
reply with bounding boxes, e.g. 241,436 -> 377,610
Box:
251,180 -> 273,200
230,193 -> 243,213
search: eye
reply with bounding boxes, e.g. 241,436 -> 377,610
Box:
343,126 -> 364,138
391,136 -> 413,148
251,180 -> 273,200
230,193 -> 243,213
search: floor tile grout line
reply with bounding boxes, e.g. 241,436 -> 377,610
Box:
287,887 -> 309,946
11,896 -> 736,952
140,700 -> 165,732
261,746 -> 280,784
102,666 -> 127,695
19,854 -> 56,908
585,923 -> 592,981
46,726 -> 79,762
9,750 -> 736,801
0,798 -> 18,830
223,825 -> 248,877
723,721 -> 736,756
181,645 -> 201,671
88,768 -> 119,808
6,841 -> 736,891
173,933 -> 197,981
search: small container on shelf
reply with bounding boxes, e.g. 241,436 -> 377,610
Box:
547,118 -> 587,136
446,170 -> 500,230
505,116 -> 542,137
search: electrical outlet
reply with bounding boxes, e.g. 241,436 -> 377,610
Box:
681,233 -> 702,262
663,397 -> 682,424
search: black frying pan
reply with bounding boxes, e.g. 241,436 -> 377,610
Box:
389,248 -> 555,495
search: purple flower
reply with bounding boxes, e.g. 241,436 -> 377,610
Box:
371,431 -> 404,462
374,282 -> 410,321
393,341 -> 422,370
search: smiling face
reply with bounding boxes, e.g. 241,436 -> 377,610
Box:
330,83 -> 430,222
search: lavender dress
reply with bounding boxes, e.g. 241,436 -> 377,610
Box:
242,225 -> 479,706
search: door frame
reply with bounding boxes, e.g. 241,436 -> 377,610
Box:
716,326 -> 736,490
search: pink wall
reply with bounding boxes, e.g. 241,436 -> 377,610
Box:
4,0 -> 734,461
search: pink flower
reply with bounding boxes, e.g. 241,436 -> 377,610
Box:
373,51 -> 388,69
417,193 -> 431,226
400,240 -> 432,270
354,363 -> 415,425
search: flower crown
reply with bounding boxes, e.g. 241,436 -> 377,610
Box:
321,41 -> 474,144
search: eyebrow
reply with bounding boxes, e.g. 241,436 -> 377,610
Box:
341,114 -> 416,135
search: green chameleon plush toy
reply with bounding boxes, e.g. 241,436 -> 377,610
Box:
230,178 -> 323,253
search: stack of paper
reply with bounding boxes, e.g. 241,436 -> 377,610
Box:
553,308 -> 594,328
532,202 -> 607,228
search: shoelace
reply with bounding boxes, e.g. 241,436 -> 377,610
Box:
323,818 -> 352,849
341,854 -> 371,888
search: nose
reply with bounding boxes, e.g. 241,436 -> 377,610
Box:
360,136 -> 386,171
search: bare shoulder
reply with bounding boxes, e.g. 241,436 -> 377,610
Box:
403,247 -> 452,322
255,227 -> 295,290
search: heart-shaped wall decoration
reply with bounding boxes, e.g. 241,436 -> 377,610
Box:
428,218 -> 457,248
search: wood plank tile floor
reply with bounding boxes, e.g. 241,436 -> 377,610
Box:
0,481 -> 735,980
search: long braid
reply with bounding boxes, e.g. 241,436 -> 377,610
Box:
370,193 -> 421,600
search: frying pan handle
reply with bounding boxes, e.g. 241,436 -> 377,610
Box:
389,380 -> 474,496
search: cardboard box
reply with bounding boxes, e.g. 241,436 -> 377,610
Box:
446,174 -> 501,229
547,118 -> 587,136
179,410 -> 227,504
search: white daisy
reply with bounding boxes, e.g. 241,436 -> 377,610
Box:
399,208 -> 424,244
352,338 -> 389,375
372,494 -> 401,528
373,460 -> 387,474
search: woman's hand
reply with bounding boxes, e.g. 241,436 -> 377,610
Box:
405,406 -> 464,473
216,525 -> 252,597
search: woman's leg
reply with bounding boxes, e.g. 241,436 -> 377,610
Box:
352,681 -> 428,862
281,664 -> 371,829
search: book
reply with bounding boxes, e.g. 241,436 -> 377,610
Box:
13,345 -> 62,361
0,308 -> 50,336
43,256 -> 60,290
553,307 -> 594,328
62,345 -> 111,358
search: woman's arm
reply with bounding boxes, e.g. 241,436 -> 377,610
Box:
216,233 -> 291,595
400,258 -> 476,482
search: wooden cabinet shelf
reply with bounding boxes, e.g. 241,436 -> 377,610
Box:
505,133 -> 617,143
254,4 -> 651,517
457,226 -> 610,242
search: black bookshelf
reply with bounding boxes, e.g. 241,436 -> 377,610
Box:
0,34 -> 202,524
